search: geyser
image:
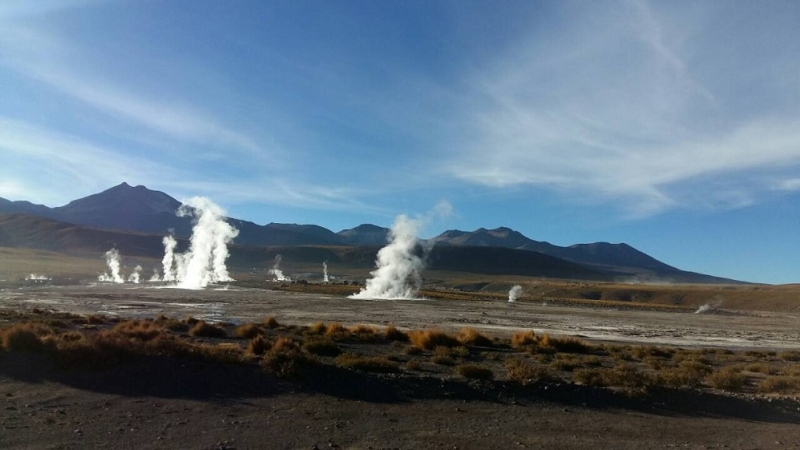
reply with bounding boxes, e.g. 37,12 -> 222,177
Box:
349,214 -> 425,300
98,248 -> 124,283
508,285 -> 523,302
323,261 -> 329,283
127,265 -> 142,284
161,235 -> 178,282
269,255 -> 291,282
173,197 -> 239,289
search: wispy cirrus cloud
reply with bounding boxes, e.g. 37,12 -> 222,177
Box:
0,24 -> 267,159
446,1 -> 800,216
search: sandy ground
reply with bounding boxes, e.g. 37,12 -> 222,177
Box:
2,283 -> 800,449
3,284 -> 800,350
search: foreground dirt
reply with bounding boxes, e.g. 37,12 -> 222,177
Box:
1,284 -> 800,449
2,353 -> 800,450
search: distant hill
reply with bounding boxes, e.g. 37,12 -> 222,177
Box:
0,183 -> 743,283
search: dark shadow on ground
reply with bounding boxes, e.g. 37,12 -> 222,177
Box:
2,352 -> 799,424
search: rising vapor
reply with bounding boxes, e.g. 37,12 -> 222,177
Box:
323,261 -> 329,283
127,265 -> 142,284
508,285 -> 523,302
98,248 -> 124,283
173,197 -> 239,289
350,214 -> 425,300
269,254 -> 291,282
161,235 -> 178,282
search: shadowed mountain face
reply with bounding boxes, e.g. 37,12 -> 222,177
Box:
0,183 -> 740,283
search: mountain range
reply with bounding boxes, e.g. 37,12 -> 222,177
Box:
0,183 -> 740,283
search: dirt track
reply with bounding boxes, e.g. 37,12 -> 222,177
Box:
3,284 -> 800,350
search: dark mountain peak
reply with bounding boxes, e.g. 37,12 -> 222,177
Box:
337,224 -> 389,246
56,183 -> 180,216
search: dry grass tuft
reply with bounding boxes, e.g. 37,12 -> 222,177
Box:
756,375 -> 800,393
574,364 -> 657,394
384,325 -> 409,341
407,329 -> 460,350
183,316 -> 199,325
505,358 -> 557,385
247,336 -> 272,356
234,323 -> 263,339
777,351 -> 800,362
324,323 -> 351,340
456,327 -> 493,347
113,320 -> 163,341
302,339 -> 342,357
510,330 -> 537,348
547,336 -> 592,354
334,353 -> 401,373
455,364 -> 494,380
188,320 -> 227,338
1,323 -> 54,352
349,324 -> 380,341
744,362 -> 780,375
308,322 -> 327,335
262,316 -> 280,329
404,345 -> 423,355
705,367 -> 746,391
261,338 -> 313,379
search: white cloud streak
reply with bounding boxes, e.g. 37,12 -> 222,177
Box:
447,2 -> 800,216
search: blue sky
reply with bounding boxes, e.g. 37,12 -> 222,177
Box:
2,1 -> 800,284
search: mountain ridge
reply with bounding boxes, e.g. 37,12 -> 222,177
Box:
0,182 -> 738,283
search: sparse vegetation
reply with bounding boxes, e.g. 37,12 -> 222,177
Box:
511,330 -> 537,348
408,329 -> 460,350
505,358 -> 556,385
384,325 -> 408,341
262,316 -> 280,329
705,367 -> 746,391
334,353 -> 400,373
456,327 -> 493,347
188,320 -> 227,338
234,323 -> 263,339
303,339 -> 341,357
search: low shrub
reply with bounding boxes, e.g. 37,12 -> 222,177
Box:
404,345 -> 423,355
456,327 -> 493,347
262,316 -> 280,329
350,324 -> 380,341
705,367 -> 746,391
408,329 -> 460,350
505,358 -> 557,385
303,339 -> 341,357
334,353 -> 401,373
324,323 -> 351,340
234,323 -> 263,339
745,362 -> 780,375
188,320 -> 227,338
247,336 -> 271,356
456,364 -> 494,380
510,330 -> 537,348
308,322 -> 327,335
384,325 -> 408,341
756,375 -> 800,393
548,336 -> 592,354
261,338 -> 312,379
777,351 -> 800,362
113,320 -> 163,341
1,323 -> 54,352
405,360 -> 421,371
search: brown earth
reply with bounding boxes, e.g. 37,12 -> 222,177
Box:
1,281 -> 800,449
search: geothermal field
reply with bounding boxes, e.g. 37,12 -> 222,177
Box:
1,204 -> 800,449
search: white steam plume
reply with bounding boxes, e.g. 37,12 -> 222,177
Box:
323,261 -> 329,283
269,254 -> 291,282
350,214 -> 425,300
98,248 -> 124,283
25,274 -> 50,281
127,265 -> 142,284
508,285 -> 523,302
174,197 -> 239,289
161,235 -> 178,282
148,268 -> 161,282
695,296 -> 724,314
